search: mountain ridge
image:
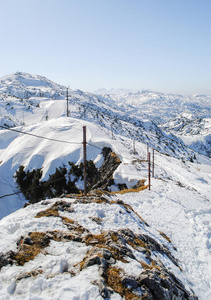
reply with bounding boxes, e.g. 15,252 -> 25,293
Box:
0,72 -> 210,299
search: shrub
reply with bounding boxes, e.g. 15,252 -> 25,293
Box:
14,160 -> 98,203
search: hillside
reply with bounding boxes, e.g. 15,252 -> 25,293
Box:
0,72 -> 210,299
96,89 -> 211,158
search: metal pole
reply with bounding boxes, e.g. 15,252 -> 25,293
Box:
0,109 -> 1,129
23,109 -> 25,125
133,140 -> 135,155
148,152 -> 151,190
152,149 -> 154,178
83,126 -> 87,196
197,152 -> 199,170
147,144 -> 149,160
66,87 -> 69,117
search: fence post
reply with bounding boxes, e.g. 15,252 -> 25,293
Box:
148,152 -> 151,190
133,140 -> 136,155
152,149 -> 154,178
83,126 -> 87,196
66,87 -> 69,117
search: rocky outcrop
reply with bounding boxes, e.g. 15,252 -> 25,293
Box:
1,196 -> 198,299
92,147 -> 121,190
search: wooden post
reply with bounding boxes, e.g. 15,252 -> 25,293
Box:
148,152 -> 151,190
83,126 -> 87,196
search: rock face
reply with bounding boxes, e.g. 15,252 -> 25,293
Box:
138,269 -> 192,300
0,195 -> 198,299
92,147 -> 121,190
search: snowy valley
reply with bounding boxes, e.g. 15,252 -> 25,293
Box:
0,72 -> 210,299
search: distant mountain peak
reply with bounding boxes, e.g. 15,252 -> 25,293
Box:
94,88 -> 141,95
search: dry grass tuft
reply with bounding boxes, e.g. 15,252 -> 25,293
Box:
140,260 -> 160,271
89,216 -> 103,225
159,231 -> 172,244
14,232 -> 50,265
35,207 -> 59,218
110,152 -> 121,163
61,216 -> 75,224
85,233 -> 106,246
92,197 -> 108,204
113,185 -> 148,195
106,266 -> 140,300
110,200 -> 149,227
128,238 -> 148,249
16,269 -> 43,281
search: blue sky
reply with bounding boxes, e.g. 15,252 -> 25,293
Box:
0,0 -> 211,94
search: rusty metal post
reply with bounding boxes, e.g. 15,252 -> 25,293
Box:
148,152 -> 151,190
83,126 -> 87,196
152,149 -> 154,178
66,87 -> 69,117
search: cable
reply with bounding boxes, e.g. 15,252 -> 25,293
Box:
0,175 -> 67,199
87,142 -> 102,151
0,125 -> 82,145
87,141 -> 147,163
0,191 -> 22,199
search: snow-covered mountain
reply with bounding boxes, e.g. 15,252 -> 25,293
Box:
162,113 -> 211,158
0,72 -> 66,99
96,90 -> 211,123
0,72 -> 210,299
96,89 -> 211,158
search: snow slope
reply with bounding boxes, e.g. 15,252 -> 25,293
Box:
0,72 -> 210,299
0,164 -> 210,299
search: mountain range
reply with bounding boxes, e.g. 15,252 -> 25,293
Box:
0,72 -> 210,299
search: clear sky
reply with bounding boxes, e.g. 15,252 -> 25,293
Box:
0,0 -> 211,95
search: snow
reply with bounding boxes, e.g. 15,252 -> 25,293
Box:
0,172 -> 210,299
0,72 -> 210,299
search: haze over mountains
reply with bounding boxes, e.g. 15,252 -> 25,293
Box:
0,72 -> 210,299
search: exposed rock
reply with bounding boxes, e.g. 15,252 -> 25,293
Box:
89,216 -> 103,225
118,183 -> 128,190
0,251 -> 15,270
138,269 -> 198,300
82,254 -> 107,270
23,202 -> 31,208
92,279 -> 112,298
0,196 -> 198,299
92,148 -> 121,191
16,269 -> 43,282
137,234 -> 180,268
121,275 -> 139,289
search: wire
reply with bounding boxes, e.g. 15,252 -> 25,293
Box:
0,125 -> 149,194
87,142 -> 102,151
0,125 -> 82,145
0,175 -> 67,199
0,191 -> 21,199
